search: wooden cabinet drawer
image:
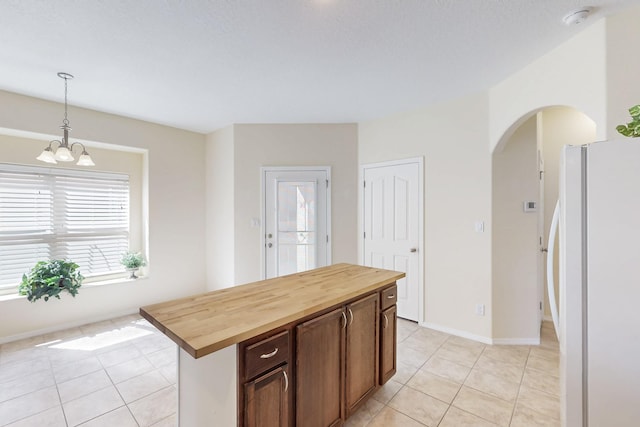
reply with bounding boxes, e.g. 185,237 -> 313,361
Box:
245,331 -> 289,380
380,284 -> 397,310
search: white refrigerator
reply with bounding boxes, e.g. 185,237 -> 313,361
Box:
560,139 -> 640,427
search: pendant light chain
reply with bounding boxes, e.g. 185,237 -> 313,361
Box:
63,75 -> 69,127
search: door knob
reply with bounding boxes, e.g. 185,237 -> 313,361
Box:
410,248 -> 418,253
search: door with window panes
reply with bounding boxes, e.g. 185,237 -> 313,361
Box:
263,168 -> 330,279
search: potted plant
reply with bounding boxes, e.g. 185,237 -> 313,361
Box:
121,251 -> 146,279
19,259 -> 83,302
616,104 -> 640,137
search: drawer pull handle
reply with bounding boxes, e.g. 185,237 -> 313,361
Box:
341,311 -> 347,329
348,308 -> 354,326
283,370 -> 289,392
387,294 -> 395,299
383,313 -> 389,329
260,348 -> 279,359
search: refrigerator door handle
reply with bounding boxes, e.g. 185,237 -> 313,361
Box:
547,199 -> 560,338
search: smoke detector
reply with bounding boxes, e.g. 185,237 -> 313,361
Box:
563,8 -> 592,25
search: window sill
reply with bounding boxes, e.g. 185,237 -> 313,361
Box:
0,275 -> 148,302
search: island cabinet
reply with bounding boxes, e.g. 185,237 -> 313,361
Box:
296,308 -> 345,427
379,284 -> 398,384
344,293 -> 379,416
241,331 -> 292,427
139,263 -> 405,427
296,293 -> 380,426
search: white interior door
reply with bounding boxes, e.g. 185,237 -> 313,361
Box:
263,168 -> 330,279
362,159 -> 422,321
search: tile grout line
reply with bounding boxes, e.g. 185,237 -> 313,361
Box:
506,345 -> 532,426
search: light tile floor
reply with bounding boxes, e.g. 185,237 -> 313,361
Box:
348,319 -> 560,427
0,314 -> 559,427
0,315 -> 177,427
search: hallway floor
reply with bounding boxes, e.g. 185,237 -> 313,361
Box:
0,315 -> 559,426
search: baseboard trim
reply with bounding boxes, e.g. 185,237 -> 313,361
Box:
492,337 -> 541,345
420,321 -> 493,345
0,307 -> 139,344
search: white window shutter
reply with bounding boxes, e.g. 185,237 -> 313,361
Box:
0,164 -> 130,291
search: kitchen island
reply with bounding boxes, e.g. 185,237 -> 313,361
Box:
140,263 -> 404,427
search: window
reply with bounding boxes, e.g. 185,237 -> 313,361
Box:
0,163 -> 130,293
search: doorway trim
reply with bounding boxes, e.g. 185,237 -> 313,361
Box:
360,157 -> 424,323
260,166 -> 332,280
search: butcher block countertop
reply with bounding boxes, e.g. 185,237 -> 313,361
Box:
140,263 -> 404,359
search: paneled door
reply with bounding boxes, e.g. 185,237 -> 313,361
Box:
362,159 -> 422,321
263,168 -> 330,279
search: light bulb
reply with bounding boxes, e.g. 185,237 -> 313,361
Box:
77,153 -> 95,166
54,146 -> 74,161
36,148 -> 57,164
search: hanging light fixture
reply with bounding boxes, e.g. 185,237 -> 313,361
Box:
37,72 -> 95,166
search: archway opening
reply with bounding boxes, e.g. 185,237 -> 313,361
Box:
491,106 -> 596,343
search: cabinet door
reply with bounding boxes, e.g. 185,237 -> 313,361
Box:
345,293 -> 379,416
245,364 -> 290,427
296,307 -> 345,427
380,305 -> 397,384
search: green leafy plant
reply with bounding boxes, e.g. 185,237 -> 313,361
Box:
19,260 -> 83,302
120,251 -> 147,269
616,105 -> 640,137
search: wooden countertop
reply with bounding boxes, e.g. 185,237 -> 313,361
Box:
139,263 -> 404,358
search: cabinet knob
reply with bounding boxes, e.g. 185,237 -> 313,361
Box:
410,248 -> 418,253
341,311 -> 347,329
283,370 -> 289,393
383,313 -> 389,329
348,308 -> 354,326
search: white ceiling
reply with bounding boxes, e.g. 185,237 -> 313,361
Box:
1,0 -> 639,134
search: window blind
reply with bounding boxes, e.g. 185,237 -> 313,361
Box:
0,164 -> 130,292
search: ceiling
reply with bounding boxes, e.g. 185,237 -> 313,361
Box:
1,0 -> 639,134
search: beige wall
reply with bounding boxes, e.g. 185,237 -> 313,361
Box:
205,125 -> 235,290
491,116 -> 539,340
606,5 -> 640,140
489,19 -> 607,151
232,124 -> 358,285
359,93 -> 493,340
0,90 -> 206,341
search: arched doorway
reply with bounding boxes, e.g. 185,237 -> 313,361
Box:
491,106 -> 596,343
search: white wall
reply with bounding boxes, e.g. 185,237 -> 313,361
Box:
0,90 -> 207,341
489,19 -> 607,151
205,125 -> 235,291
359,93 -> 493,340
232,124 -> 358,285
491,116 -> 539,341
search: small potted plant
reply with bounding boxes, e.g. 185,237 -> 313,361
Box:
19,259 -> 83,302
121,251 -> 146,279
616,104 -> 640,137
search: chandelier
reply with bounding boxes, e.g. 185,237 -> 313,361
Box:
37,72 -> 95,166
